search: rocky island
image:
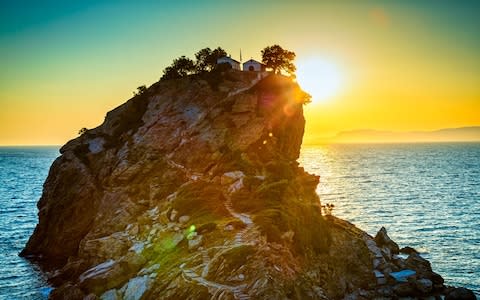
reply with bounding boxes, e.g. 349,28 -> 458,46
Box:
21,70 -> 474,299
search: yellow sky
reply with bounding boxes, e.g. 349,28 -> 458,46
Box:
302,54 -> 480,143
0,1 -> 479,145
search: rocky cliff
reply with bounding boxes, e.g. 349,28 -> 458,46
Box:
22,70 -> 460,299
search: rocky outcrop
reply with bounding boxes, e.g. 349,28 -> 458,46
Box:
445,287 -> 477,300
21,70 -> 471,299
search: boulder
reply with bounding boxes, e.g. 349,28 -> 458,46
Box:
49,283 -> 85,300
79,232 -> 132,262
374,227 -> 400,254
405,253 -> 431,269
376,286 -> 394,297
416,278 -> 433,294
392,256 -> 407,270
84,294 -> 98,300
430,271 -> 445,285
374,269 -> 387,285
445,287 -> 477,300
123,276 -> 151,300
188,235 -> 203,251
405,253 -> 433,279
400,246 -> 418,255
393,282 -> 416,297
220,171 -> 245,185
169,209 -> 178,222
100,289 -> 121,300
178,215 -> 190,224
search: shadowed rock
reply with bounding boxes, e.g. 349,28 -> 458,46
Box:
374,226 -> 400,254
445,287 -> 477,300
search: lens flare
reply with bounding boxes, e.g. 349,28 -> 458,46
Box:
296,58 -> 343,102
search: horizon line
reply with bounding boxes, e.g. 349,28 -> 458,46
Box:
2,141 -> 480,147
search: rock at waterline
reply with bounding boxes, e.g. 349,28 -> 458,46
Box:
374,226 -> 400,253
400,246 -> 419,255
416,278 -> 433,294
445,287 -> 477,300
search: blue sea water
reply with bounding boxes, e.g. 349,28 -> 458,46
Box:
0,147 -> 58,300
0,143 -> 478,298
300,143 -> 480,296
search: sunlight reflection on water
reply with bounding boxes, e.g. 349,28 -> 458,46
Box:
299,143 -> 480,294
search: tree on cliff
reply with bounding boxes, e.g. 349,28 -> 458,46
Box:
133,85 -> 147,96
161,56 -> 196,80
261,45 -> 296,75
78,127 -> 88,135
195,47 -> 227,72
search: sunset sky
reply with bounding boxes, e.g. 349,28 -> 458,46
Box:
1,0 -> 479,145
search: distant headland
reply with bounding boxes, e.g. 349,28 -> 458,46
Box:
305,126 -> 480,145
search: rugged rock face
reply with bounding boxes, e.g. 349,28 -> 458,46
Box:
22,70 -> 458,299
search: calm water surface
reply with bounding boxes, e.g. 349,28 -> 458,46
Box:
0,147 -> 58,300
300,143 -> 480,295
0,144 -> 478,298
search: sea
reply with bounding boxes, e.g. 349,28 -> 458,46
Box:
0,143 -> 478,299
300,143 -> 480,296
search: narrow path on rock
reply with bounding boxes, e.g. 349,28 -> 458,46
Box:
224,195 -> 253,225
224,195 -> 254,246
166,156 -> 254,246
166,160 -> 252,299
180,191 -> 253,299
201,250 -> 211,278
227,73 -> 267,97
181,265 -> 250,300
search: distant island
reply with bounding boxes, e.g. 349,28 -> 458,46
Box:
306,126 -> 480,144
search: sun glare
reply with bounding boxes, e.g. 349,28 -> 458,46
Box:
296,58 -> 343,102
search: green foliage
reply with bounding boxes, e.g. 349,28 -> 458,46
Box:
161,56 -> 196,80
298,89 -> 312,105
106,94 -> 150,139
231,175 -> 330,255
253,199 -> 330,254
171,181 -> 229,220
206,245 -> 255,279
219,245 -> 254,270
215,150 -> 256,175
265,161 -> 295,181
253,208 -> 288,243
321,203 -> 335,216
160,46 -> 228,81
231,179 -> 288,214
195,47 -> 227,72
255,180 -> 289,205
213,62 -> 232,72
261,44 -> 296,75
78,127 -> 88,135
133,85 -> 147,96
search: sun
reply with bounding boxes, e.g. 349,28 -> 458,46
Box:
295,57 -> 343,102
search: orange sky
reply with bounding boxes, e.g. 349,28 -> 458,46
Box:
1,1 -> 479,145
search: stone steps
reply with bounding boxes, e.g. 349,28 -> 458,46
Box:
181,267 -> 250,300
